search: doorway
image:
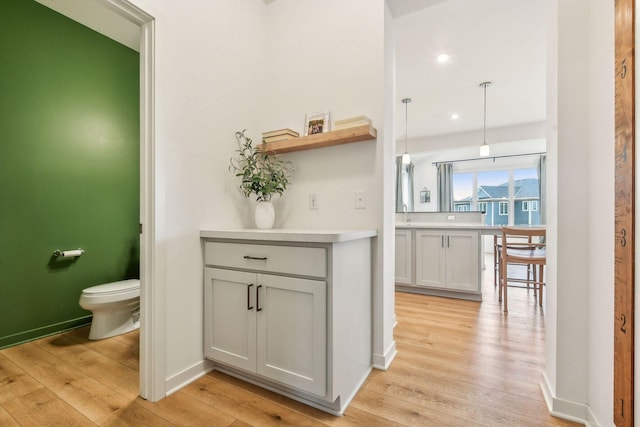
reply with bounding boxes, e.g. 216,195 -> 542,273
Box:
33,0 -> 159,401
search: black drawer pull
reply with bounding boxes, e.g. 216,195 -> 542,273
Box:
256,285 -> 263,312
247,284 -> 254,310
244,255 -> 267,261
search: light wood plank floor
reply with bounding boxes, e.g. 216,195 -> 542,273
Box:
0,257 -> 580,426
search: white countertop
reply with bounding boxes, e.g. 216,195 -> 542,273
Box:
396,222 -> 496,229
200,228 -> 378,243
395,222 -> 545,234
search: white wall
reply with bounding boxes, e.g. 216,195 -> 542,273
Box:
400,121 -> 546,155
260,0 -> 384,231
546,0 -> 616,424
587,0 -> 615,424
259,0 -> 392,367
381,1 -> 398,368
545,0 -> 591,418
126,0 -> 269,387
412,157 -> 437,212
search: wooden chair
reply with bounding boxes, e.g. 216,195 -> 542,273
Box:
498,227 -> 546,312
493,233 -> 534,288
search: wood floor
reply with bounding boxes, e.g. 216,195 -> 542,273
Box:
0,258 -> 581,426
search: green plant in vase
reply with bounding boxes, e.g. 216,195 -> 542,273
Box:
229,129 -> 294,228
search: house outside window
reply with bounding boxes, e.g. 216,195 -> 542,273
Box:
452,164 -> 541,226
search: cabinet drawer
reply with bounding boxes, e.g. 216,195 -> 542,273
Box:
205,242 -> 326,278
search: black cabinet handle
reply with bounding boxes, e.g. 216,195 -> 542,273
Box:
247,284 -> 254,310
244,255 -> 267,261
256,285 -> 262,312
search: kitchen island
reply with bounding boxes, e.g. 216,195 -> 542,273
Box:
395,221 -> 544,301
395,222 -> 487,301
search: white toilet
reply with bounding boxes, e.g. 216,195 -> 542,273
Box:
79,279 -> 140,340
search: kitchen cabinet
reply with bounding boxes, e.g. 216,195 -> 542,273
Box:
395,227 -> 482,301
395,229 -> 412,284
205,267 -> 326,396
201,229 -> 376,415
416,230 -> 479,292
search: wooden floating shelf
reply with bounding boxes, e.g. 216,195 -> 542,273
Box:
260,124 -> 377,154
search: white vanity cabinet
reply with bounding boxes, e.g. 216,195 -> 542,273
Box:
395,229 -> 413,284
201,229 -> 376,415
396,226 -> 482,301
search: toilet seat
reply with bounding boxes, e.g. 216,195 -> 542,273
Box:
81,279 -> 140,304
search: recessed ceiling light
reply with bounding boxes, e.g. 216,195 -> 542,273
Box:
450,113 -> 459,120
437,53 -> 450,63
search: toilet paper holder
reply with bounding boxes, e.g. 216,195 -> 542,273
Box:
53,248 -> 85,258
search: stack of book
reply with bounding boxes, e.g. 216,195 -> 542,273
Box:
333,116 -> 372,131
261,128 -> 299,144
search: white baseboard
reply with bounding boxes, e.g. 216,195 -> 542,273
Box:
584,405 -> 602,427
165,358 -> 214,396
372,340 -> 397,370
540,372 -> 589,424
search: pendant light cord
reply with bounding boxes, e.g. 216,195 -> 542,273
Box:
402,98 -> 412,154
405,100 -> 409,153
481,82 -> 491,143
483,83 -> 487,143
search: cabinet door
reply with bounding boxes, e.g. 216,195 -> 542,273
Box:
445,231 -> 479,292
204,268 -> 256,372
256,274 -> 327,397
415,230 -> 446,288
395,229 -> 413,284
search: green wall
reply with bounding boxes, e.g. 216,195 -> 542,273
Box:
0,0 -> 140,348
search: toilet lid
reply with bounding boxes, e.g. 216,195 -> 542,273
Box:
83,279 -> 140,295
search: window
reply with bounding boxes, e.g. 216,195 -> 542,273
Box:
452,173 -> 473,205
455,204 -> 469,212
452,162 -> 542,226
499,201 -> 508,216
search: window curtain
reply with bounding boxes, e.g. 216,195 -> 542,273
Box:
395,156 -> 414,212
538,154 -> 547,224
437,162 -> 453,211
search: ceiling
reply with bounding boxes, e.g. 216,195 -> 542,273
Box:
394,0 -> 546,141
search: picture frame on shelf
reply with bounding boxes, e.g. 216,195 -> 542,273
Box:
304,111 -> 330,136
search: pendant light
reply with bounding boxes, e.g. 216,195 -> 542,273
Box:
479,81 -> 491,157
401,98 -> 412,165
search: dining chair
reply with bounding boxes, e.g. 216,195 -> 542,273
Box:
493,232 -> 534,288
498,226 -> 546,312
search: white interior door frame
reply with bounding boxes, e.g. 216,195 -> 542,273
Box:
34,0 -> 163,401
34,0 -> 163,402
95,0 -> 164,401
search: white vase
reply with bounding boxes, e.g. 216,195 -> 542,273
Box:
254,200 -> 275,229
